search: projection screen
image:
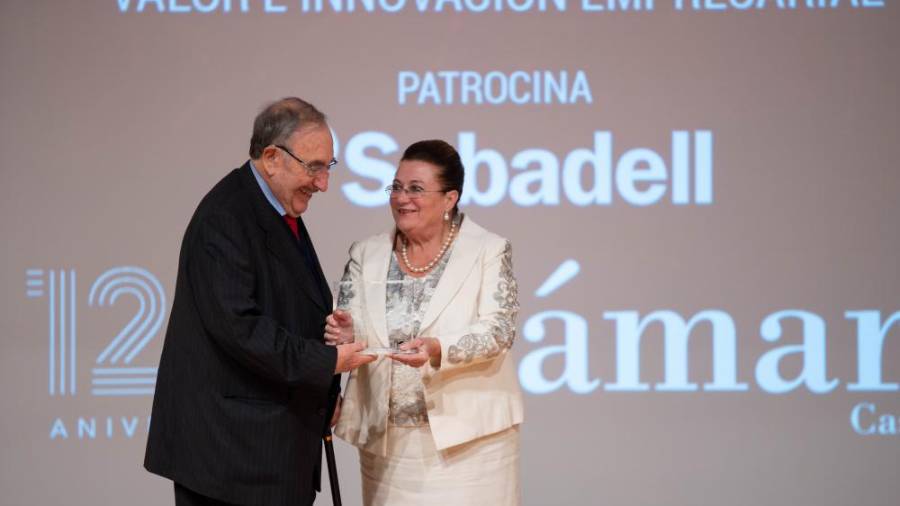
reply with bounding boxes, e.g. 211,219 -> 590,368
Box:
1,2 -> 898,505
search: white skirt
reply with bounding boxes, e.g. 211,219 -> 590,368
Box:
359,424 -> 521,506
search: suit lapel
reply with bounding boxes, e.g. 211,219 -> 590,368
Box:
362,233 -> 393,348
297,217 -> 333,311
240,164 -> 328,313
418,217 -> 484,333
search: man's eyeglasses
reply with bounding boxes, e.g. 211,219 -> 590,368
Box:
384,184 -> 446,199
275,145 -> 337,176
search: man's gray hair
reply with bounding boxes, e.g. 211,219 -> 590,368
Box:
248,97 -> 327,159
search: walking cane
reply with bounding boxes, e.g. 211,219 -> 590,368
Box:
323,368 -> 344,506
324,427 -> 342,506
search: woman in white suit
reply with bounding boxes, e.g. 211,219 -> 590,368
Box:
327,140 -> 524,506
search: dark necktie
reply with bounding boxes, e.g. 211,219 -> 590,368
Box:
283,215 -> 299,240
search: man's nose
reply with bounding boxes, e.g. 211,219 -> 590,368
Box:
314,171 -> 329,192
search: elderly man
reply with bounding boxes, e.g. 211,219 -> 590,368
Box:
144,97 -> 373,506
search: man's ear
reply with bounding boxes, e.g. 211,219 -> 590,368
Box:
259,146 -> 280,176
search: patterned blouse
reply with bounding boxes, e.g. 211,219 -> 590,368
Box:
384,238 -> 455,427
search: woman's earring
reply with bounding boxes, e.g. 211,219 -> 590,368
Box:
443,211 -> 450,221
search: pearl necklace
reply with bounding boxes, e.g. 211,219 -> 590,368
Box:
400,219 -> 458,273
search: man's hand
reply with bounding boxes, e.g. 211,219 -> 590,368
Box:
334,341 -> 376,373
325,309 -> 354,346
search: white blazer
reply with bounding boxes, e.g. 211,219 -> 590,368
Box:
334,216 -> 524,454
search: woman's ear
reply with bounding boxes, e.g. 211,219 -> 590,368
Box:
445,189 -> 460,212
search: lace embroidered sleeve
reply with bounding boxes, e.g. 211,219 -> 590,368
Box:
437,240 -> 519,371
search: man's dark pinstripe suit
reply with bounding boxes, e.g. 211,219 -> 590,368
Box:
144,163 -> 340,506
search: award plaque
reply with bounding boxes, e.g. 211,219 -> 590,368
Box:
331,279 -> 420,356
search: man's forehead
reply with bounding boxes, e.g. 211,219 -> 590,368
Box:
289,126 -> 334,155
290,124 -> 330,141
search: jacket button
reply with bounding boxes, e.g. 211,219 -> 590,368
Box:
317,408 -> 326,416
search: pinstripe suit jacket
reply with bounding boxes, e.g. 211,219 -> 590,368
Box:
144,163 -> 339,506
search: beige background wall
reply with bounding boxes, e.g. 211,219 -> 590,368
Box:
1,2 -> 898,505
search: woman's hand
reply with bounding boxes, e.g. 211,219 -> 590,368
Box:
389,337 -> 441,368
324,309 -> 354,346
